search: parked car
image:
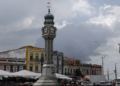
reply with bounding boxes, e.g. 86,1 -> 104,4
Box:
106,82 -> 112,86
99,81 -> 106,86
81,81 -> 93,86
95,82 -> 100,86
76,78 -> 81,82
99,81 -> 112,86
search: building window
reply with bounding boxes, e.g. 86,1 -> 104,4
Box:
30,54 -> 33,61
87,70 -> 88,74
74,69 -> 75,74
36,55 -> 39,62
71,69 -> 72,74
59,57 -> 61,60
68,68 -> 69,74
30,65 -> 32,71
13,66 -> 17,72
65,68 -> 66,75
35,65 -> 38,73
19,66 -> 23,71
0,65 -> 4,70
59,68 -> 61,74
6,66 -> 10,72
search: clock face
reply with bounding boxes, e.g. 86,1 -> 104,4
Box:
50,27 -> 55,34
44,27 -> 48,34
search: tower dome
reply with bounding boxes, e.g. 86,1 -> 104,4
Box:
44,9 -> 54,20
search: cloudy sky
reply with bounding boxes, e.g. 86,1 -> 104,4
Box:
0,0 -> 120,80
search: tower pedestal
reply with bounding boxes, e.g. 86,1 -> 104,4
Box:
33,64 -> 59,86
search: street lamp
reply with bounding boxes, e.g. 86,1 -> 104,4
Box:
107,68 -> 109,80
40,53 -> 44,73
118,44 -> 120,53
115,63 -> 117,80
101,56 -> 105,75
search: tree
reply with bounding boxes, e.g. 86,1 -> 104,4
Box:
76,68 -> 82,76
78,68 -> 82,76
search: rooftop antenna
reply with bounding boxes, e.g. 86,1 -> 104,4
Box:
47,1 -> 51,12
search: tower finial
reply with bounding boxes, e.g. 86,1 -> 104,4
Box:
47,1 -> 51,13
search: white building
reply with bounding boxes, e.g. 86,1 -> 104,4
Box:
53,51 -> 64,74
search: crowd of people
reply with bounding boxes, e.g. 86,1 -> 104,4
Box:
58,78 -> 82,86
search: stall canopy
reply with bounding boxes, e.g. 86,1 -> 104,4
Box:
0,70 -> 72,80
11,70 -> 41,77
55,73 -> 72,80
0,70 -> 11,76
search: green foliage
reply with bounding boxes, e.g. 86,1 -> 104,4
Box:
76,68 -> 82,76
41,53 -> 44,73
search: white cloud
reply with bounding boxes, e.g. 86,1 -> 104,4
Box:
87,4 -> 120,28
22,17 -> 34,28
72,0 -> 95,16
53,0 -> 95,21
55,21 -> 71,29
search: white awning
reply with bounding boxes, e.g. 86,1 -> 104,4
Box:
0,70 -> 11,76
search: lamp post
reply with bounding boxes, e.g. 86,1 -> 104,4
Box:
115,63 -> 117,80
41,53 -> 44,73
107,68 -> 109,80
101,56 -> 105,75
118,44 -> 120,53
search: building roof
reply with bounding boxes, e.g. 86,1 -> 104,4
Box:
0,45 -> 44,53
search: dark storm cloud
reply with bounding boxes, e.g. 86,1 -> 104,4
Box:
0,28 -> 41,52
0,0 -> 46,25
35,23 -> 113,62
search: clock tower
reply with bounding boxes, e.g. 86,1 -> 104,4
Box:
33,3 -> 59,86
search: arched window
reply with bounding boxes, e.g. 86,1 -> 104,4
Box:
13,66 -> 17,72
36,54 -> 39,62
74,69 -> 75,74
68,68 -> 69,74
6,66 -> 10,72
71,69 -> 72,74
92,70 -> 94,74
19,66 -> 23,71
65,68 -> 66,75
0,65 -> 4,70
35,65 -> 38,73
87,70 -> 89,74
30,65 -> 32,71
30,54 -> 33,61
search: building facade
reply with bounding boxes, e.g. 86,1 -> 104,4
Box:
91,64 -> 102,75
81,63 -> 91,75
63,57 -> 70,75
12,58 -> 26,72
0,58 -> 25,72
63,57 -> 81,78
53,51 -> 64,74
26,46 -> 45,73
69,58 -> 81,77
0,45 -> 45,73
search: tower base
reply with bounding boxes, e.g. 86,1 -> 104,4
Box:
33,77 -> 59,86
33,64 -> 60,86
